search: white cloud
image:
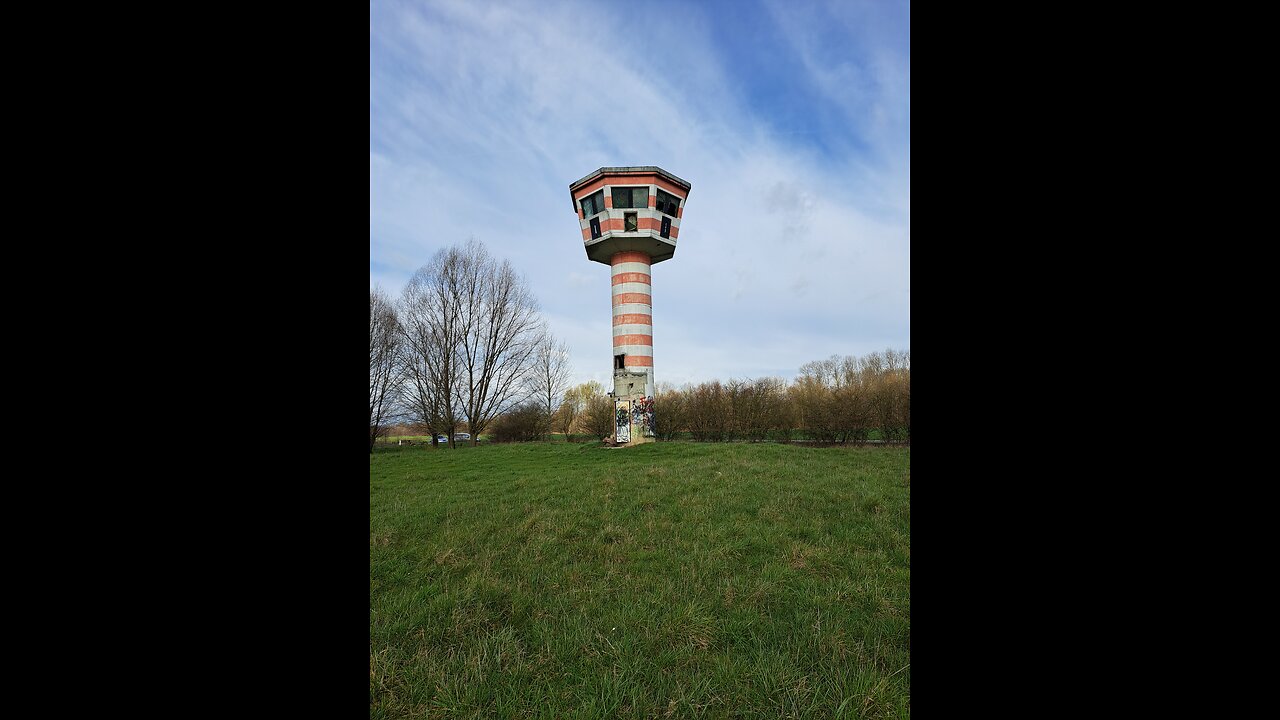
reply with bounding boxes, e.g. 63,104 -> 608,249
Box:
371,0 -> 909,386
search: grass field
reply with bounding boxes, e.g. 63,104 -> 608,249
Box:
370,442 -> 910,718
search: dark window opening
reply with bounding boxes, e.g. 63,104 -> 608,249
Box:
611,186 -> 649,209
660,216 -> 671,238
656,189 -> 681,216
614,354 -> 625,370
581,189 -> 606,217
590,216 -> 601,239
624,212 -> 638,232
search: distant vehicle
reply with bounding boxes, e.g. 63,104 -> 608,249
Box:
454,433 -> 471,441
435,435 -> 448,443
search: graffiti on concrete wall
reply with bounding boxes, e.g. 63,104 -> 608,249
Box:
632,396 -> 655,437
615,400 -> 631,443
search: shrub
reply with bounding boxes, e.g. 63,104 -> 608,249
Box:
686,381 -> 728,442
654,388 -> 688,441
488,402 -> 550,442
582,395 -> 616,441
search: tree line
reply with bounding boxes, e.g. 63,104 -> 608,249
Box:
531,349 -> 909,444
369,240 -> 572,452
481,349 -> 909,445
371,241 -> 908,449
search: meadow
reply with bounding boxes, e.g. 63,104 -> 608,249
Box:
370,442 -> 910,718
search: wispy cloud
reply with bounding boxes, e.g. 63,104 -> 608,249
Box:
371,0 -> 909,386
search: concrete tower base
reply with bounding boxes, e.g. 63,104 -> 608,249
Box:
613,371 -> 654,446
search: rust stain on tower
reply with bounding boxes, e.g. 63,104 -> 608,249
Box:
569,166 -> 691,446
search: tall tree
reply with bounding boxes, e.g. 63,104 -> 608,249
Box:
558,380 -> 603,441
453,241 -> 543,445
534,330 -> 573,438
863,350 -> 901,443
369,288 -> 403,453
398,248 -> 466,448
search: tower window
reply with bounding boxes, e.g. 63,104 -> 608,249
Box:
624,212 -> 638,232
581,190 -> 606,217
614,353 -> 625,370
611,186 -> 649,209
656,189 -> 681,216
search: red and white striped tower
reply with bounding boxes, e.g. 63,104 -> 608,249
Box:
611,250 -> 654,379
569,166 -> 691,446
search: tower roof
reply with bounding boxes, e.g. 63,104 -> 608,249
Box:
568,166 -> 691,207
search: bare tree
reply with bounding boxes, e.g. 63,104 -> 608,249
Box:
553,396 -> 579,441
559,381 -> 603,441
398,248 -> 466,448
767,379 -> 796,443
653,382 -> 689,441
534,329 -> 573,439
400,242 -> 557,449
863,350 -> 902,443
875,348 -> 910,443
583,393 -> 616,441
370,288 -> 404,453
686,381 -> 729,442
452,241 -> 543,445
731,377 -> 788,443
795,358 -> 845,444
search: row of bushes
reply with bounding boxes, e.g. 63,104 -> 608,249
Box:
653,378 -> 907,443
485,350 -> 909,445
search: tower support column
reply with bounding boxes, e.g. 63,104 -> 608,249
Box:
611,250 -> 654,442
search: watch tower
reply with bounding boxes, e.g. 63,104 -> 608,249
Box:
569,166 -> 691,446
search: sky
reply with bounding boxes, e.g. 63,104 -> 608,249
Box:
370,0 -> 909,390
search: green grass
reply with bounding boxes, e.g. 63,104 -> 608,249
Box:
370,442 -> 910,719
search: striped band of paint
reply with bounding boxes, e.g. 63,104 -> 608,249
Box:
610,251 -> 652,265
612,293 -> 652,306
609,251 -> 654,376
574,177 -> 689,200
611,272 -> 651,286
611,282 -> 652,296
583,220 -> 675,237
612,334 -> 654,346
612,324 -> 653,336
612,314 -> 653,326
612,303 -> 651,316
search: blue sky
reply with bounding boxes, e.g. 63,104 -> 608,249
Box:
370,0 -> 909,389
